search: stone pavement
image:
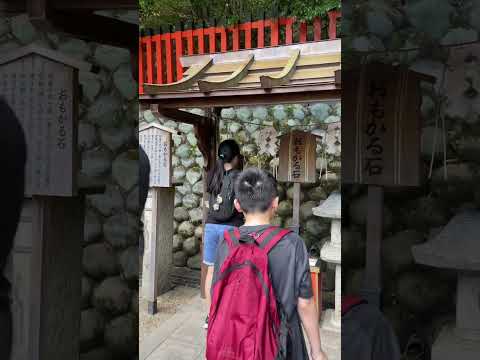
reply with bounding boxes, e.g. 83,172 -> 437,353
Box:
140,292 -> 340,360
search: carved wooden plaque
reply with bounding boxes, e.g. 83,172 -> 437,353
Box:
277,130 -> 317,183
343,64 -> 422,187
139,123 -> 174,188
0,51 -> 78,196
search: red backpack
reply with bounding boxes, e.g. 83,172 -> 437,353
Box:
206,226 -> 291,360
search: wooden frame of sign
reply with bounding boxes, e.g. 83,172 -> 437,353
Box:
0,45 -> 91,360
139,122 -> 178,314
277,130 -> 319,234
342,63 -> 434,306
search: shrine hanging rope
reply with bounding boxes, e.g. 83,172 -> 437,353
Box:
221,117 -> 337,130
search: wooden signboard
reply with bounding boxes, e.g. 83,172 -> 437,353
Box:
342,63 -> 423,187
342,64 -> 429,307
139,123 -> 177,188
0,45 -> 90,360
0,45 -> 90,196
277,130 -> 317,183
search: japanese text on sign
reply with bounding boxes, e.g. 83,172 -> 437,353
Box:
364,80 -> 387,177
291,135 -> 304,180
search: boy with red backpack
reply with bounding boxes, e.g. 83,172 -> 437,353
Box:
206,168 -> 327,360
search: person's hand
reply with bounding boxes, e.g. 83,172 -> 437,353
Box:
311,349 -> 328,360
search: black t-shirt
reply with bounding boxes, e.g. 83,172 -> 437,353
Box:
206,169 -> 244,227
212,224 -> 313,360
342,302 -> 401,360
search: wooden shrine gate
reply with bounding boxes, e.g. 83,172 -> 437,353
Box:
139,39 -> 341,300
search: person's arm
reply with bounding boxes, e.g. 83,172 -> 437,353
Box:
298,298 -> 327,360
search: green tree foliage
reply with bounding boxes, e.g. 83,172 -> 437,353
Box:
140,0 -> 340,29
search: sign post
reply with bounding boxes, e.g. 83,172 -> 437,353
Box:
277,130 -> 318,234
343,63 -> 427,306
0,45 -> 91,360
139,123 -> 177,314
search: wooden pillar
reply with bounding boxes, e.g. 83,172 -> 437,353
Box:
362,185 -> 383,307
27,196 -> 84,360
143,187 -> 175,314
195,109 -> 219,298
291,183 -> 301,234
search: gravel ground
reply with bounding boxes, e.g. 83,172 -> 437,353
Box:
139,285 -> 200,343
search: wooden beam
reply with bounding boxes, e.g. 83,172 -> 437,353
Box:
198,55 -> 254,92
1,0 -> 137,14
155,107 -> 209,125
141,85 -> 341,108
144,59 -> 213,93
49,11 -> 138,51
260,49 -> 300,89
50,0 -> 137,10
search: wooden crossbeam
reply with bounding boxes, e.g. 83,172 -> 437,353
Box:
155,107 -> 208,125
144,59 -> 213,93
198,55 -> 254,92
260,50 -> 300,89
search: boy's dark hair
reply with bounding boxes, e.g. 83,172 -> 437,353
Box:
235,168 -> 278,213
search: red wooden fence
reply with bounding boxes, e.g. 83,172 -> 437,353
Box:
139,10 -> 341,94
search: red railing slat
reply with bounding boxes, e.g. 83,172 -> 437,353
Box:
219,27 -> 227,52
185,29 -> 194,55
174,31 -> 184,79
299,21 -> 307,42
285,18 -> 293,44
196,28 -> 205,54
328,10 -> 340,40
145,36 -> 153,84
257,20 -> 265,48
139,12 -> 340,88
271,19 -> 279,46
243,22 -> 252,49
232,25 -> 240,51
313,17 -> 321,41
208,28 -> 216,53
164,32 -> 174,83
153,35 -> 163,84
139,41 -> 144,93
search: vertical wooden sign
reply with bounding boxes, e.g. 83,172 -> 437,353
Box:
343,64 -> 423,187
139,123 -> 177,314
277,130 -> 318,183
139,123 -> 176,188
0,46 -> 90,196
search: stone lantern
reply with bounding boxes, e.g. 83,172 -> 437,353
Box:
412,211 -> 480,360
313,191 -> 341,347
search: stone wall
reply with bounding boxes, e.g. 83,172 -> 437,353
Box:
1,14 -> 139,360
343,1 -> 480,357
140,102 -> 341,307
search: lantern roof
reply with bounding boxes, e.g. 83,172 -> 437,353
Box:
313,191 -> 341,219
412,211 -> 480,271
141,40 -> 341,108
0,44 -> 91,71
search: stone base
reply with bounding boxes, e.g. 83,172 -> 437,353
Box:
320,310 -> 341,360
432,325 -> 480,360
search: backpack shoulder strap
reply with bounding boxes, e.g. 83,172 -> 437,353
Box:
258,226 -> 292,254
223,227 -> 241,251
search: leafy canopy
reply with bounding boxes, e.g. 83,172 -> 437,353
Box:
140,0 -> 340,29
